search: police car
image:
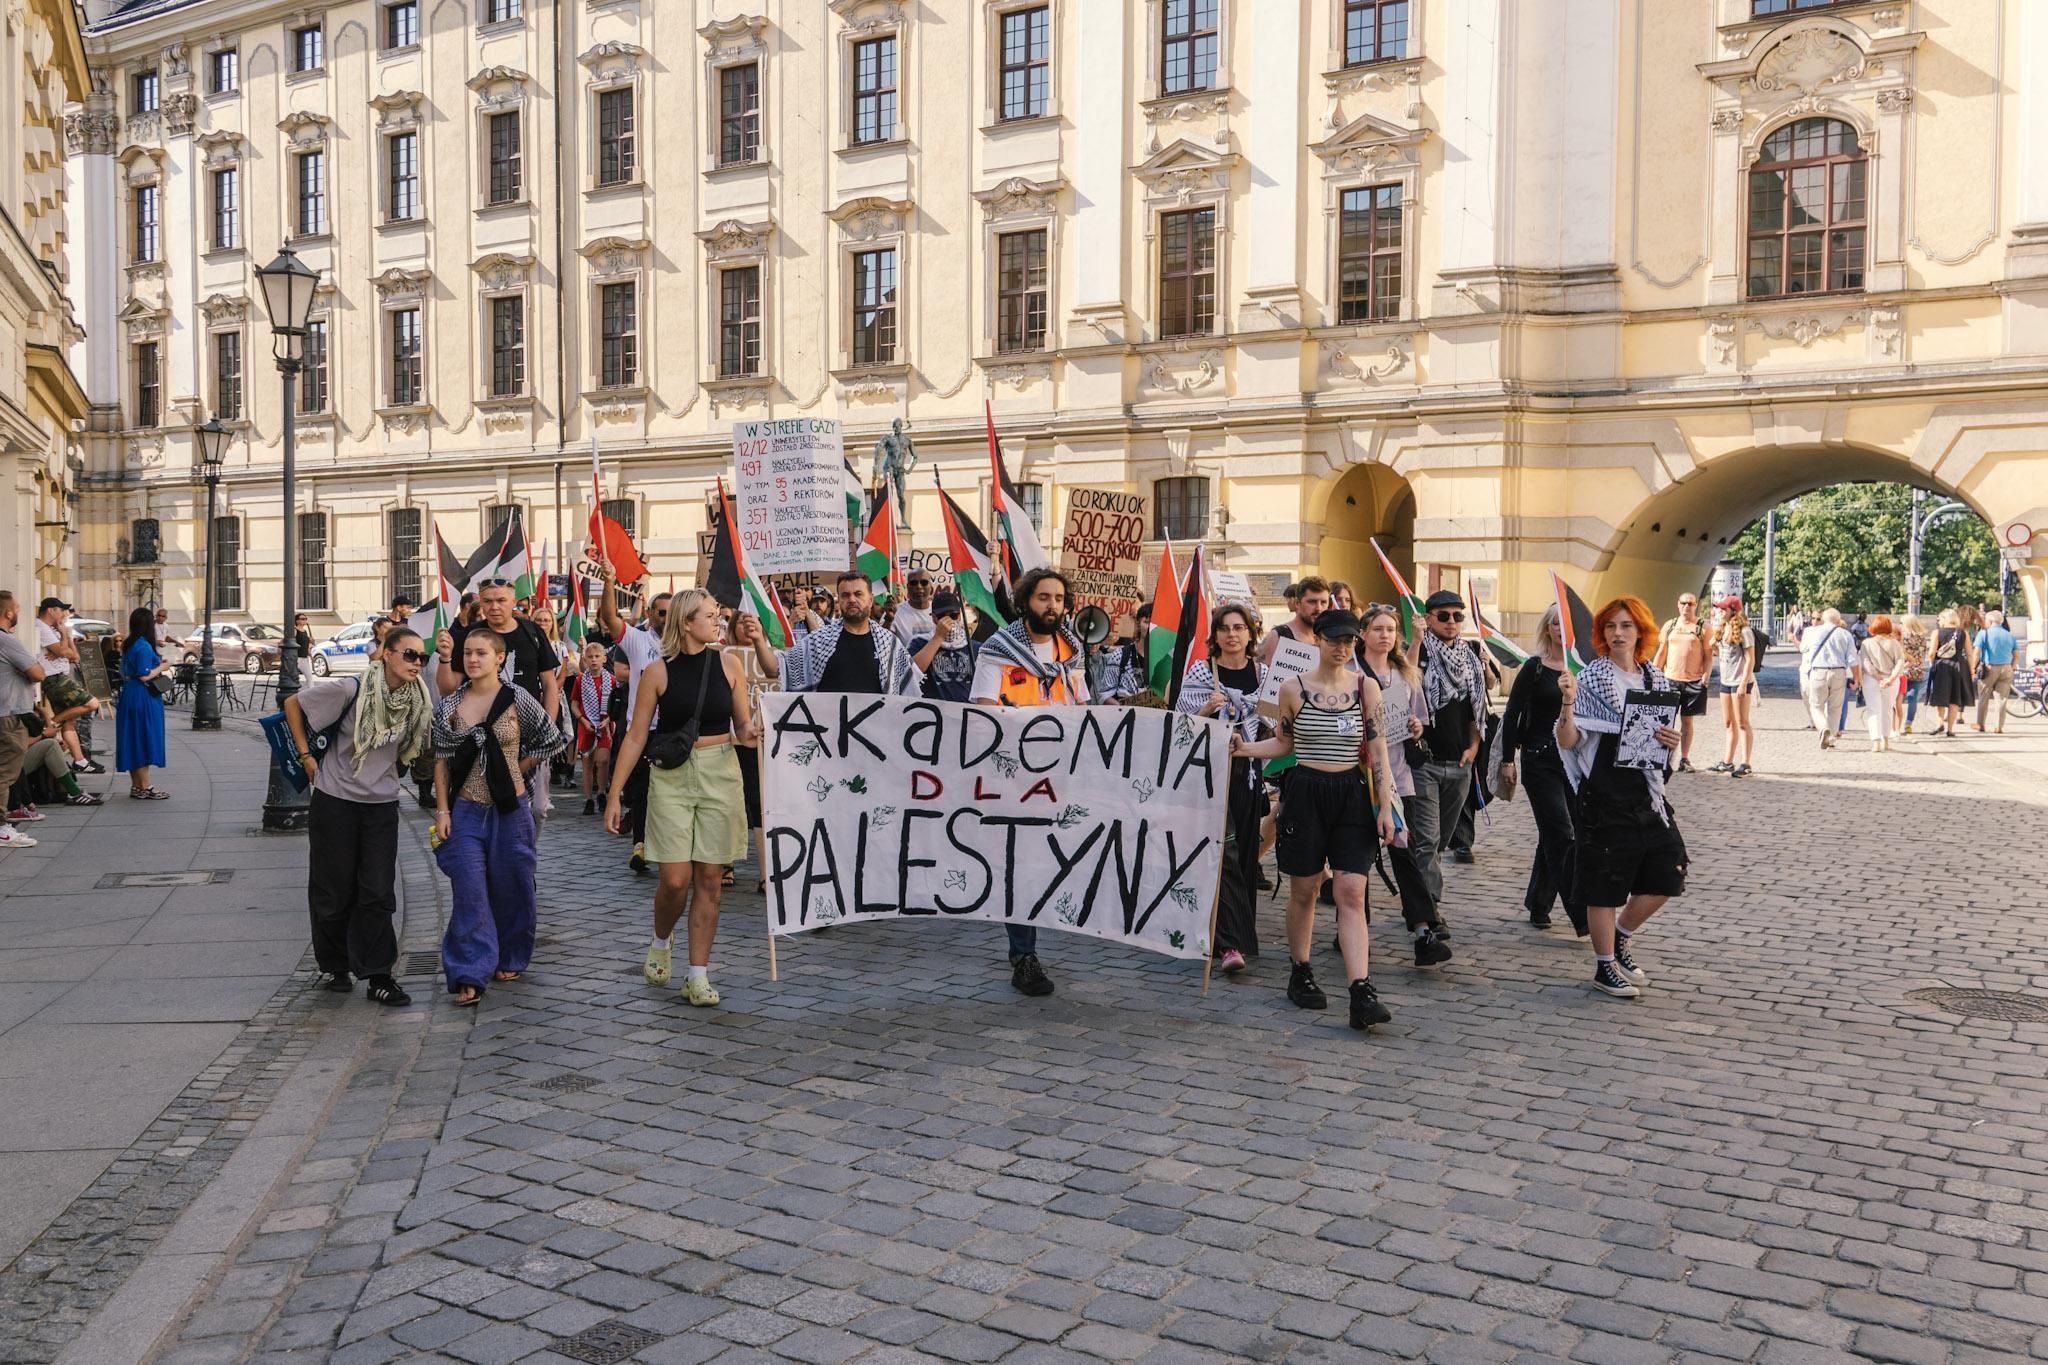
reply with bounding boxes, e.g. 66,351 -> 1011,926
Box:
307,621 -> 378,676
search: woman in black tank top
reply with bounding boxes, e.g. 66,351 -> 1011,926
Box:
606,590 -> 757,1009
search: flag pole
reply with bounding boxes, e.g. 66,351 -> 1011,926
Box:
1200,719 -> 1228,998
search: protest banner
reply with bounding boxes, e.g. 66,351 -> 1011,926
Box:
732,419 -> 848,576
760,694 -> 1226,967
1209,569 -> 1254,605
1256,635 -> 1320,718
1059,489 -> 1147,624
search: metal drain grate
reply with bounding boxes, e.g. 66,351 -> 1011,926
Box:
554,1320 -> 664,1364
1906,988 -> 2048,1024
525,1074 -> 601,1094
96,870 -> 233,888
402,951 -> 442,977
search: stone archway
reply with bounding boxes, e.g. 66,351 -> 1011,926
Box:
1313,461 -> 1417,607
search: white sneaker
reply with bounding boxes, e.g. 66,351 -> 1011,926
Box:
0,825 -> 38,848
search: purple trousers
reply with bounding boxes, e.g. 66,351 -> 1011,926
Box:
436,794 -> 537,991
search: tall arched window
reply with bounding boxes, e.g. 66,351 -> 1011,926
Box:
1747,117 -> 1866,299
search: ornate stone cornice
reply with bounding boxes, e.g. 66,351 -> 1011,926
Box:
65,108 -> 117,155
828,196 -> 914,241
278,110 -> 332,149
472,253 -> 535,291
195,129 -> 245,168
198,293 -> 247,324
699,13 -> 770,58
697,218 -> 775,261
163,93 -> 198,137
578,236 -> 650,276
372,267 -> 432,303
829,0 -> 904,36
971,176 -> 1066,223
369,90 -> 426,132
578,40 -> 645,82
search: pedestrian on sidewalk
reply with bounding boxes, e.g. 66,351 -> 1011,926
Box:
595,568 -> 672,873
571,640 -> 614,816
1653,592 -> 1712,772
285,628 -> 432,1006
1799,608 -> 1860,748
1175,602 -> 1268,972
1972,609 -> 2018,733
1923,607 -> 1974,738
0,590 -> 47,848
1711,598 -> 1758,776
1896,615 -> 1929,735
1407,590 -> 1483,936
1554,597 -> 1686,1000
1233,607 -> 1400,1031
116,608 -> 169,799
36,598 -> 102,774
606,589 -> 755,1008
1860,616 -> 1905,751
1499,604 -> 1587,935
432,629 -> 564,1006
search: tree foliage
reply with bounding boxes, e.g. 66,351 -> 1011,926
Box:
1725,483 -> 2000,616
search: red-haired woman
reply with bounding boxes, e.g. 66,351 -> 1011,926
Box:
1554,596 -> 1687,999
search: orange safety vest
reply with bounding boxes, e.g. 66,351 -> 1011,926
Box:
997,636 -> 1081,706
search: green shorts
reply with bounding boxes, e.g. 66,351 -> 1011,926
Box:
644,742 -> 747,867
42,673 -> 92,713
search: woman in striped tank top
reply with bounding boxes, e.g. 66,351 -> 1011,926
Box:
1234,608 -> 1399,1031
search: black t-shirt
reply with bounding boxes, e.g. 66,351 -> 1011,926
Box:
817,628 -> 884,694
1217,662 -> 1258,695
453,618 -> 557,701
1418,637 -> 1479,764
912,637 -> 978,703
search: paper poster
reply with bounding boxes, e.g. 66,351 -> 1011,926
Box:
759,695 -> 1226,960
1256,635 -> 1321,718
732,419 -> 847,576
1618,688 -> 1681,770
1059,489 -> 1147,623
1209,570 -> 1254,605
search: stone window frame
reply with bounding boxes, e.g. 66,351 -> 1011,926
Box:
1331,0 -> 1419,70
477,0 -> 525,32
278,112 -> 334,242
287,18 -> 326,80
199,294 -> 251,426
699,15 -> 771,175
579,41 -> 647,194
295,281 -> 340,420
1131,140 -> 1239,343
577,236 -> 652,407
380,0 -> 422,55
297,508 -> 332,612
204,44 -> 240,99
116,146 -> 167,271
831,0 -> 911,153
971,176 -> 1066,357
211,510 -> 245,611
372,268 -> 434,425
472,253 -> 537,407
696,219 -> 777,398
829,197 -> 914,375
1144,0 -> 1233,101
370,91 -> 429,227
1310,111 -> 1427,327
982,0 -> 1062,129
468,67 -> 533,211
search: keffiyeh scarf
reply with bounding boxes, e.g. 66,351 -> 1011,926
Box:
1173,659 -> 1265,743
1557,655 -> 1673,825
980,621 -> 1087,696
575,670 -> 613,728
1419,632 -> 1482,718
779,619 -> 922,695
349,665 -> 432,776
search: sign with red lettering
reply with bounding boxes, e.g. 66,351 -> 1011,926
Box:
1059,488 -> 1148,624
759,694 -> 1225,959
732,418 -> 847,576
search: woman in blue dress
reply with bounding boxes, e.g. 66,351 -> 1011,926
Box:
116,606 -> 169,798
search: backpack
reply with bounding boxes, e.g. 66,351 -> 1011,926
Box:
1751,625 -> 1771,672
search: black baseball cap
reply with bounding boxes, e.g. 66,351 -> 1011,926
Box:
37,596 -> 70,613
1424,589 -> 1466,612
932,590 -> 962,616
1313,608 -> 1362,639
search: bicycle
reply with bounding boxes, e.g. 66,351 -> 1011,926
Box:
2010,665 -> 2045,720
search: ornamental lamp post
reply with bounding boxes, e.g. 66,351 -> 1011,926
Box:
256,246 -> 319,832
191,417 -> 230,731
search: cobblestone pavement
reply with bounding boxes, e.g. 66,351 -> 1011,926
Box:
53,685 -> 2048,1363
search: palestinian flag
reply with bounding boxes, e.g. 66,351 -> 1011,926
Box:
1471,599 -> 1530,670
856,487 -> 900,601
1549,571 -> 1597,676
1164,544 -> 1211,707
706,478 -> 792,648
588,437 -> 648,584
409,524 -> 462,656
1369,536 -> 1427,644
844,459 -> 867,531
492,507 -> 534,599
451,524 -> 499,596
1145,541 -> 1182,696
936,478 -> 1006,627
988,401 -> 1047,581
564,572 -> 588,647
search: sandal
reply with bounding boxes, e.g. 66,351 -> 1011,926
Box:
452,986 -> 485,1006
64,793 -> 104,806
721,866 -> 737,888
491,970 -> 523,983
365,977 -> 412,1006
127,787 -> 168,800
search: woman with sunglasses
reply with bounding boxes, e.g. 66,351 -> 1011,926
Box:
285,628 -> 435,1006
1233,609 -> 1399,1031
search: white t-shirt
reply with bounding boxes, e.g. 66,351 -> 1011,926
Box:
617,624 -> 661,733
37,619 -> 72,676
971,639 -> 1092,705
890,604 -> 935,644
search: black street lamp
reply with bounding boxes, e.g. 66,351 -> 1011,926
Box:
256,245 -> 319,832
191,417 -> 230,731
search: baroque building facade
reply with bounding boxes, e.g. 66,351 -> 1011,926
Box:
61,0 -> 2048,634
0,0 -> 87,612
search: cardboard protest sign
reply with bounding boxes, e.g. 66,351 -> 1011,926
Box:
1256,635 -> 1320,717
760,694 -> 1225,960
1209,570 -> 1254,605
1059,489 -> 1147,623
732,419 -> 848,575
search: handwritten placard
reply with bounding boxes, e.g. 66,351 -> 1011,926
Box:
1256,635 -> 1321,718
732,419 -> 847,576
1059,489 -> 1148,624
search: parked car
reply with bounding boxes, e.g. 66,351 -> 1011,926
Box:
308,621 -> 378,676
176,623 -> 284,673
64,618 -> 116,640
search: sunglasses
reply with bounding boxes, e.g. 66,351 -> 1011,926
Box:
393,648 -> 428,665
477,578 -> 515,589
1432,611 -> 1466,623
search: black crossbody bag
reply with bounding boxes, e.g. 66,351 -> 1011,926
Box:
645,649 -> 716,770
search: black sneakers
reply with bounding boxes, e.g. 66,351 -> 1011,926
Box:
1449,847 -> 1474,864
365,975 -> 412,1007
320,972 -> 353,993
1349,979 -> 1392,1029
1011,954 -> 1054,997
1612,937 -> 1648,986
1528,910 -> 1553,929
582,797 -> 596,816
1430,916 -> 1453,941
1287,961 -> 1327,1010
1413,927 -> 1452,967
1593,960 -> 1641,998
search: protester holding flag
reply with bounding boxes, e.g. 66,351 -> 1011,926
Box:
1554,597 -> 1686,1000
597,570 -> 672,872
441,580 -> 564,831
1498,605 -> 1587,935
968,567 -> 1088,997
284,627 -> 433,1007
432,629 -> 565,1007
572,640 -> 614,816
1259,576 -> 1330,665
604,589 -> 755,1008
1232,609 -> 1398,1031
778,572 -> 921,697
1355,605 -> 1449,965
1174,603 -> 1266,972
1404,589 -> 1484,943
